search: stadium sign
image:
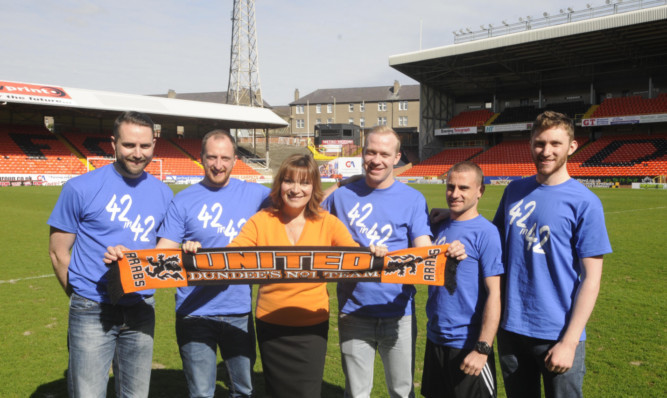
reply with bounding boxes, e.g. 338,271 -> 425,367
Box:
582,114 -> 667,127
0,81 -> 75,106
434,127 -> 477,136
485,123 -> 532,133
631,183 -> 667,189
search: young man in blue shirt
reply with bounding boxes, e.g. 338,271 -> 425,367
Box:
493,111 -> 612,398
49,111 -> 173,397
422,161 -> 503,398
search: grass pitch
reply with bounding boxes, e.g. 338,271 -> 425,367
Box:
0,184 -> 665,397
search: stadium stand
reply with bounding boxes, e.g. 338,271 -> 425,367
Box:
472,140 -> 534,177
398,147 -> 483,177
0,125 -> 87,175
569,133 -> 667,177
590,94 -> 667,118
490,106 -> 542,125
491,102 -> 592,125
447,109 -> 495,127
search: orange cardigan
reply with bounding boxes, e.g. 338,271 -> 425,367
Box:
230,208 -> 357,326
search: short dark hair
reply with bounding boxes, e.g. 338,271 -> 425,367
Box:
200,129 -> 237,159
113,111 -> 154,139
269,153 -> 323,220
531,111 -> 575,142
447,161 -> 484,188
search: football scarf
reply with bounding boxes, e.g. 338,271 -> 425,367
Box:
107,245 -> 457,304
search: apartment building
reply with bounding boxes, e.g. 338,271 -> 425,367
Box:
289,81 -> 420,147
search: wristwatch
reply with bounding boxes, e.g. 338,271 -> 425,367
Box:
474,341 -> 493,355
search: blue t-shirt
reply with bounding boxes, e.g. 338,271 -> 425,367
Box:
426,215 -> 504,349
322,179 -> 432,317
157,179 -> 269,316
493,177 -> 612,341
47,164 -> 173,305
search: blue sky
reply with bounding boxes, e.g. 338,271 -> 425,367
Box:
1,0 -> 601,106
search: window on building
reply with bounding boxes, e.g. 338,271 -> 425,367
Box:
378,102 -> 387,111
327,104 -> 333,113
360,117 -> 365,127
316,104 -> 321,113
360,102 -> 365,112
349,103 -> 354,112
296,119 -> 304,128
296,105 -> 304,114
399,116 -> 408,126
327,118 -> 333,124
398,101 -> 408,111
316,119 -> 321,125
348,118 -> 354,124
378,117 -> 387,125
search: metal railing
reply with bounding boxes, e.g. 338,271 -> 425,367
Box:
453,0 -> 666,44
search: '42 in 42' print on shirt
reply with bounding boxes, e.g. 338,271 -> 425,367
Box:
197,203 -> 247,244
106,194 -> 155,242
347,202 -> 393,246
508,199 -> 551,254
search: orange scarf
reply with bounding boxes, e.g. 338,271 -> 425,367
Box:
108,245 -> 456,304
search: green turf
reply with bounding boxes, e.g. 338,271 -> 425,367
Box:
0,184 -> 665,397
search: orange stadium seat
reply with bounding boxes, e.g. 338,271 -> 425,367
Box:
569,133 -> 667,177
591,95 -> 667,118
0,125 -> 88,175
398,148 -> 483,177
447,110 -> 494,127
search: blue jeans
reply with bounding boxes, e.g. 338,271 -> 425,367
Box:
176,314 -> 256,398
339,313 -> 416,398
67,293 -> 155,398
497,329 -> 586,398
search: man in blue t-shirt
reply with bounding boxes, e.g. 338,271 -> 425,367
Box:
107,130 -> 268,398
493,111 -> 612,398
421,161 -> 503,398
323,126 -> 466,398
48,111 -> 173,397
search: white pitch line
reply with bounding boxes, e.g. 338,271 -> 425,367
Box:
0,274 -> 54,284
605,206 -> 666,215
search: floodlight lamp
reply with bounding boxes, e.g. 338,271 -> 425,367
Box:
488,24 -> 492,29
460,29 -> 465,34
586,3 -> 592,8
567,7 -> 574,12
502,20 -> 508,26
543,12 -> 549,17
466,27 -> 472,33
560,9 -> 564,14
480,25 -> 486,30
526,15 -> 532,21
519,17 -> 523,22
605,0 -> 611,4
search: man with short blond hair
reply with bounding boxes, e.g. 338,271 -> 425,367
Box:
323,126 -> 465,398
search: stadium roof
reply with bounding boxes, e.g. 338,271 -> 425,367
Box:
389,5 -> 667,102
0,80 -> 287,129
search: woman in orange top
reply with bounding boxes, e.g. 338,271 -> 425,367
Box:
227,153 -> 384,397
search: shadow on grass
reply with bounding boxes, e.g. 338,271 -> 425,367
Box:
30,364 -> 345,397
